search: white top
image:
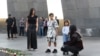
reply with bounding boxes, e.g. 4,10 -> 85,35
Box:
62,26 -> 69,35
47,19 -> 59,37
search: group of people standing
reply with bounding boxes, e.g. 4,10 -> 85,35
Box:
25,8 -> 84,56
6,8 -> 84,56
6,14 -> 25,39
38,17 -> 48,36
6,14 -> 17,39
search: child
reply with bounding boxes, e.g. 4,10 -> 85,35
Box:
62,20 -> 70,55
45,13 -> 59,53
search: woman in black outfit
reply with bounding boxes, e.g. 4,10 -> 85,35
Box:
61,25 -> 84,56
12,17 -> 17,38
25,8 -> 38,50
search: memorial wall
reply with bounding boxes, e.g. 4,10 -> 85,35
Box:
1,0 -> 100,36
7,0 -> 48,19
61,0 -> 100,36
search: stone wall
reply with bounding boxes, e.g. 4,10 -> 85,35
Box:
7,0 -> 48,19
61,0 -> 100,36
2,0 -> 100,36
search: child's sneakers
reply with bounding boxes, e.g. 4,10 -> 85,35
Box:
45,49 -> 51,53
52,49 -> 57,53
45,49 -> 57,53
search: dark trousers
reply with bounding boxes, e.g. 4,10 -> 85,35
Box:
61,45 -> 82,55
44,26 -> 48,36
27,25 -> 37,49
7,26 -> 13,38
19,27 -> 24,36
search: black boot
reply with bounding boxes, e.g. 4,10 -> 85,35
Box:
66,51 -> 69,55
63,51 -> 69,55
63,52 -> 65,55
72,52 -> 78,56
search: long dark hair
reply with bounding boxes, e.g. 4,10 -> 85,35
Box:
13,17 -> 16,25
28,8 -> 35,17
13,17 -> 16,21
69,25 -> 77,34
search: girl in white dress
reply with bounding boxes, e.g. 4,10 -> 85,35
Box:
45,13 -> 59,53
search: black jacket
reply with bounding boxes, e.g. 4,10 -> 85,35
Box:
65,32 -> 84,49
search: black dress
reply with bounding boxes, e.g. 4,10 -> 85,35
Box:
12,18 -> 17,34
27,16 -> 38,49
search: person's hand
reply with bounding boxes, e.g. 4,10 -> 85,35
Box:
56,33 -> 58,37
11,25 -> 13,27
25,28 -> 28,32
36,28 -> 38,32
56,28 -> 58,36
56,31 -> 58,36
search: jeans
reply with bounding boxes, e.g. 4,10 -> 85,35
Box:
43,26 -> 48,36
38,27 -> 44,36
63,34 -> 69,43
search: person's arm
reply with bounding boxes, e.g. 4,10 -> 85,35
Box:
56,27 -> 59,36
12,22 -> 14,27
36,18 -> 38,32
62,27 -> 64,34
23,20 -> 25,27
54,20 -> 59,36
25,18 -> 28,32
11,19 -> 14,27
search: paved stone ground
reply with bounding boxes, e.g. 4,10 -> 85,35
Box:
0,33 -> 100,56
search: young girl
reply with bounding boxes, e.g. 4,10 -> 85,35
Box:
45,13 -> 59,53
62,20 -> 70,55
